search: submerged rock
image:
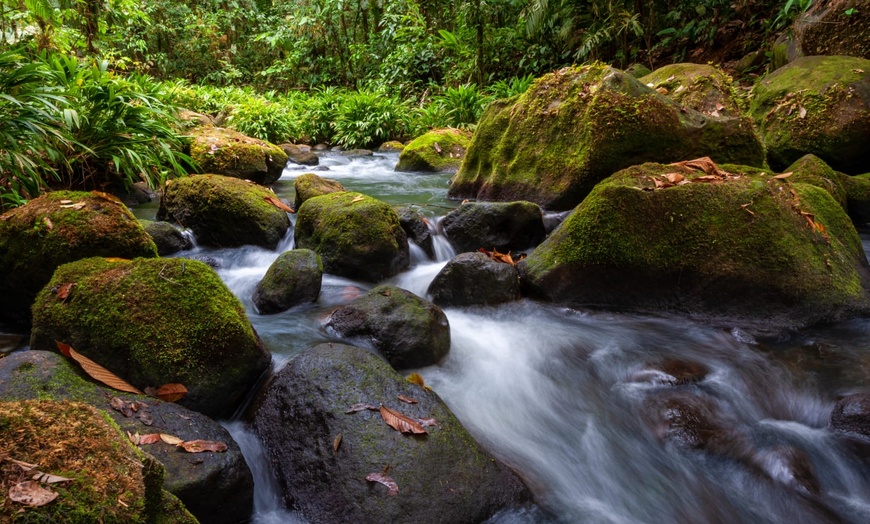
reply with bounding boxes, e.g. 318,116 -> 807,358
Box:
253,249 -> 323,314
252,343 -> 530,523
0,191 -> 157,328
292,172 -> 346,209
141,219 -> 193,256
750,56 -> 870,174
518,162 -> 870,330
428,252 -> 520,307
30,257 -> 271,419
640,63 -> 741,117
158,174 -> 291,249
189,126 -> 288,185
441,201 -> 546,253
831,393 -> 870,439
395,128 -> 471,172
449,64 -> 764,210
326,285 -> 450,369
295,192 -> 409,282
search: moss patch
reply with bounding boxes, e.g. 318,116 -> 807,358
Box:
395,128 -> 471,172
293,173 -> 346,209
640,63 -> 742,116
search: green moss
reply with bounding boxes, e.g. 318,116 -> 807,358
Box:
189,126 -> 287,184
640,63 -> 742,115
293,173 -> 346,208
395,128 -> 471,172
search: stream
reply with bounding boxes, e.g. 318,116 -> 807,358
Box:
146,153 -> 870,523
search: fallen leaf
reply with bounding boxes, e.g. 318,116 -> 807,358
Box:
416,417 -> 438,427
398,395 -> 418,404
110,396 -> 135,417
350,195 -> 365,203
178,440 -> 228,453
138,412 -> 154,426
59,202 -> 86,210
138,434 -> 161,445
56,282 -> 76,300
853,68 -> 865,74
380,405 -> 427,434
56,341 -> 144,395
60,200 -> 73,205
715,102 -> 725,111
366,470 -> 399,496
798,106 -> 807,119
32,472 -> 72,484
740,203 -> 756,216
406,373 -> 426,387
656,86 -> 668,95
478,247 -> 517,266
773,172 -> 793,179
160,434 -> 184,445
127,431 -> 140,445
264,196 -> 294,213
154,383 -> 188,403
333,434 -> 342,453
43,217 -> 53,231
433,142 -> 442,154
674,85 -> 685,94
663,173 -> 685,184
103,257 -> 129,263
379,289 -> 392,297
92,191 -> 122,204
666,75 -> 675,82
346,403 -> 380,413
8,481 -> 57,507
710,110 -> 720,118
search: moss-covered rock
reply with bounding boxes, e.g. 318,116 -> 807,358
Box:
141,220 -> 193,256
625,63 -> 652,78
292,172 -> 346,209
395,128 -> 472,172
518,162 -> 870,330
325,285 -> 450,369
294,192 -> 409,282
0,399 -> 192,523
794,0 -> 869,59
189,126 -> 287,185
251,343 -> 530,523
377,140 -> 405,153
844,173 -> 870,227
252,249 -> 322,314
0,191 -> 158,328
157,174 -> 291,249
441,201 -> 546,253
450,64 -> 764,210
30,257 -> 271,419
395,206 -> 434,259
784,154 -> 849,210
280,143 -> 319,166
0,350 -> 252,524
427,252 -> 520,307
750,56 -> 870,174
640,63 -> 741,117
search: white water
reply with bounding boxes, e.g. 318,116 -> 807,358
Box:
167,153 -> 870,523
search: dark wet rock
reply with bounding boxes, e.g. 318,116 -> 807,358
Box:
428,252 -> 520,307
190,255 -> 221,269
118,181 -> 154,206
640,63 -> 741,117
326,285 -> 450,369
251,343 -> 530,523
441,201 -> 546,253
253,249 -> 323,314
649,391 -> 734,451
0,350 -> 252,524
280,143 -> 320,166
395,206 -> 434,258
794,0 -> 869,59
141,220 -> 193,256
395,128 -> 471,172
831,393 -> 870,439
189,126 -> 288,185
630,359 -> 709,386
158,174 -> 291,249
752,446 -> 820,496
295,192 -> 409,282
0,191 -> 157,328
30,257 -> 271,419
293,172 -> 346,209
340,148 -> 374,157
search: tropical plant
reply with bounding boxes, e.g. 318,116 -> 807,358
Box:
433,83 -> 489,129
330,89 -> 410,149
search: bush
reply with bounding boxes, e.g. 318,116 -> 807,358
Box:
330,89 -> 411,149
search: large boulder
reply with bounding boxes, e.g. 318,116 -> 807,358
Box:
0,191 -> 157,328
428,252 -> 520,307
518,161 -> 870,330
449,64 -> 764,210
782,154 -> 870,227
280,143 -> 319,166
294,192 -> 409,282
0,399 -> 197,523
189,126 -> 288,185
395,128 -> 471,172
640,63 -> 741,117
252,249 -> 323,314
158,174 -> 291,249
794,0 -> 869,59
0,350 -> 253,524
30,257 -> 271,419
750,56 -> 870,174
252,343 -> 530,523
441,201 -> 546,253
293,172 -> 346,209
325,285 -> 450,369
141,219 -> 193,256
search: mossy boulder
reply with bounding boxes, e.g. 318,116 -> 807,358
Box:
157,174 -> 291,249
141,220 -> 193,256
377,140 -> 405,153
292,172 -> 346,209
427,252 -> 520,307
294,192 -> 409,282
189,126 -> 288,185
0,191 -> 158,328
251,343 -> 530,523
750,56 -> 870,174
29,257 -> 271,419
280,143 -> 319,166
518,162 -> 870,330
325,285 -> 450,369
0,399 -> 196,524
795,0 -> 870,59
441,201 -> 546,253
395,206 -> 434,258
640,63 -> 741,117
782,154 -> 870,227
625,63 -> 652,78
0,350 -> 253,524
252,249 -> 323,314
449,64 -> 764,210
844,173 -> 870,226
395,128 -> 472,172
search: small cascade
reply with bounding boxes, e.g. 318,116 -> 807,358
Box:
431,216 -> 456,262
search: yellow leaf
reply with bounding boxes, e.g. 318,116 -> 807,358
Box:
160,434 -> 183,445
350,195 -> 365,203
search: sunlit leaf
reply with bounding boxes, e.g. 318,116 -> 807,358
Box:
350,195 -> 365,203
55,341 -> 144,395
8,481 -> 57,507
406,373 -> 427,388
160,434 -> 183,445
178,440 -> 228,453
380,405 -> 427,434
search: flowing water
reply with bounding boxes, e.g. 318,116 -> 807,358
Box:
137,153 -> 870,522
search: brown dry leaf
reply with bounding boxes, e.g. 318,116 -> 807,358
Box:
798,106 -> 807,119
380,405 -> 427,435
110,396 -> 135,417
56,282 -> 76,300
398,395 -> 418,404
350,195 -> 365,203
43,217 -> 53,231
663,173 -> 685,184
59,202 -> 86,210
56,341 -> 144,395
670,157 -> 729,177
478,247 -> 516,266
160,434 -> 184,445
379,289 -> 392,297
138,434 -> 161,445
715,102 -> 725,111
91,191 -> 122,204
127,431 -> 140,445
692,175 -> 721,182
178,440 -> 228,453
366,470 -> 399,496
740,203 -> 756,216
3,457 -> 38,472
346,403 -> 380,414
710,110 -> 720,118
154,383 -> 188,403
773,172 -> 793,179
656,86 -> 668,95
264,196 -> 295,213
333,434 -> 342,453
59,199 -> 73,205
653,177 -> 666,189
416,417 -> 438,427
32,471 -> 72,484
8,481 -> 58,507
